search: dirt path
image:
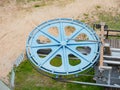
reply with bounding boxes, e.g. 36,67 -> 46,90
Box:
0,0 -> 119,81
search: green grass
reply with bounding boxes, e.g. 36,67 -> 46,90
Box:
34,4 -> 40,7
78,7 -> 120,30
96,10 -> 120,39
50,57 -> 62,67
14,59 -> 103,90
50,56 -> 81,67
16,0 -> 45,3
69,59 -> 81,66
16,0 -> 75,8
97,12 -> 120,30
95,5 -> 101,9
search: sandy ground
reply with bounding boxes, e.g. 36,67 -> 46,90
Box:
0,0 -> 119,82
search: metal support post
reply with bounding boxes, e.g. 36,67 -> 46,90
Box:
100,22 -> 105,67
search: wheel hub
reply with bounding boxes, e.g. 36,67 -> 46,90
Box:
61,41 -> 67,46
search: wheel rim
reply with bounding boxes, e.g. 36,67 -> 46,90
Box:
26,18 -> 100,75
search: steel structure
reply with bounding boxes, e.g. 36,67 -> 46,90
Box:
26,18 -> 100,75
26,18 -> 120,89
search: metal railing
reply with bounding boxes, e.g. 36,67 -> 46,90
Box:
14,53 -> 24,67
104,29 -> 120,39
10,52 -> 25,90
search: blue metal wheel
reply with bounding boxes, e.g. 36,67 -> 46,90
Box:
26,18 -> 100,75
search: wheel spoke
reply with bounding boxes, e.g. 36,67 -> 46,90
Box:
39,46 -> 62,66
61,46 -> 69,74
66,46 -> 91,63
67,27 -> 84,42
59,22 -> 65,41
68,41 -> 98,47
30,43 -> 60,49
40,30 -> 60,43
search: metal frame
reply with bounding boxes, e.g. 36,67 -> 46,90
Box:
104,29 -> 120,39
56,64 -> 120,89
26,18 -> 100,75
25,18 -> 120,88
59,80 -> 120,88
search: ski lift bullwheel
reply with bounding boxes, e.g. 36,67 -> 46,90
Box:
26,18 -> 100,76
